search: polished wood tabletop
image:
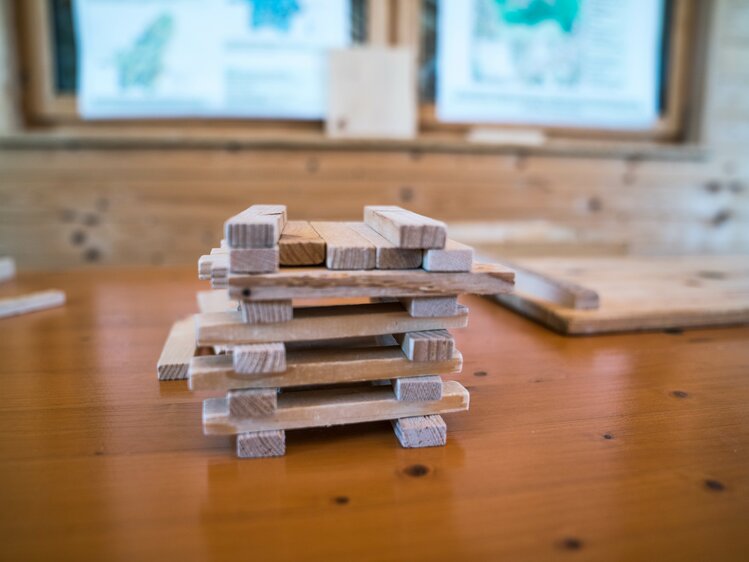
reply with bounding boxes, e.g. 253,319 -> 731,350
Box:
1,267 -> 747,561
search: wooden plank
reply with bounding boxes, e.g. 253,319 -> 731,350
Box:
197,290 -> 236,314
157,316 -> 195,381
203,380 -> 469,434
495,258 -> 599,310
392,415 -> 447,448
239,300 -> 293,324
423,240 -> 474,272
198,255 -> 212,280
0,256 -> 15,282
224,205 -> 287,249
228,262 -> 514,300
0,289 -> 65,319
233,343 -> 286,374
196,303 -> 468,345
393,375 -> 443,401
397,330 -> 455,362
347,222 -> 422,269
279,221 -> 326,266
364,205 -> 447,249
229,247 -> 279,274
493,256 -> 749,334
399,296 -> 459,317
189,346 -> 463,391
236,430 -> 286,458
228,388 -> 278,418
310,221 -> 376,270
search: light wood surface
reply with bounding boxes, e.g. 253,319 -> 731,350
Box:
239,299 -> 293,324
232,343 -> 286,374
279,221 -> 326,266
423,239 -> 474,272
1,267 -> 748,561
224,205 -> 287,249
0,288 -> 65,319
494,256 -> 749,334
392,414 -> 447,448
156,316 -> 196,381
347,222 -> 423,269
229,247 -> 279,273
309,221 -> 376,270
0,256 -> 15,282
364,205 -> 447,249
227,262 -> 514,300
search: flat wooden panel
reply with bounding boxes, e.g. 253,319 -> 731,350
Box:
494,256 -> 749,334
1,267 -> 749,560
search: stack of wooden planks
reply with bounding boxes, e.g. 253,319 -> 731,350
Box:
158,205 -> 515,458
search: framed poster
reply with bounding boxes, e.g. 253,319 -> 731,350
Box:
73,0 -> 351,119
436,0 -> 666,129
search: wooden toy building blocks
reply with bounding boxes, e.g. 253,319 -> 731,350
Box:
158,205 -> 515,458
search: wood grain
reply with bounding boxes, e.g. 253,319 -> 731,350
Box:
393,375 -> 443,401
236,430 -> 285,458
188,346 -> 463,391
310,221 -> 376,270
227,262 -> 514,300
347,222 -> 422,269
238,299 -> 293,324
2,267 -> 749,561
397,329 -> 455,362
156,316 -> 196,380
229,247 -> 279,273
392,414 -> 447,448
224,205 -> 287,249
364,205 -> 447,248
493,255 -> 749,334
228,388 -> 278,418
197,303 -> 468,345
422,239 -> 474,272
203,380 -> 470,434
279,221 -> 326,266
232,343 -> 286,374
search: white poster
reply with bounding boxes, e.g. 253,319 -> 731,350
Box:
73,0 -> 350,119
436,0 -> 665,129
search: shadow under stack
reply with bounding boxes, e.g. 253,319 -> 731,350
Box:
158,205 -> 515,458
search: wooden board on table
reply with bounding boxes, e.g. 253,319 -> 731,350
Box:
157,316 -> 196,380
0,289 -> 65,319
203,380 -> 469,434
279,221 -> 326,266
493,256 -> 749,334
189,345 -> 463,391
227,262 -> 514,300
196,302 -> 468,345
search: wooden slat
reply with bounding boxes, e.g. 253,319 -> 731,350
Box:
392,415 -> 447,448
188,346 -> 463,391
227,262 -> 514,300
279,221 -> 326,266
398,296 -> 459,317
310,221 -> 376,270
232,343 -> 286,374
0,256 -> 15,282
397,329 -> 455,362
393,375 -> 443,401
224,205 -> 287,248
0,289 -> 65,319
197,290 -> 236,314
423,239 -> 474,272
239,300 -> 293,324
203,380 -> 469,434
364,205 -> 447,249
156,316 -> 196,381
196,303 -> 468,345
236,430 -> 286,458
229,247 -> 279,273
228,388 -> 278,418
347,222 -> 422,269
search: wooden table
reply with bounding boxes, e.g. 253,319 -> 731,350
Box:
1,267 -> 748,561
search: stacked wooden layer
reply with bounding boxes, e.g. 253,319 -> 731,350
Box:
159,205 -> 514,458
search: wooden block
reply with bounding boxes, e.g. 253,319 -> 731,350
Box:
198,255 -> 213,280
310,222 -> 375,270
279,221 -> 326,266
392,415 -> 447,448
232,343 -> 286,374
227,262 -> 515,300
398,330 -> 455,362
0,290 -> 66,319
364,205 -> 447,249
203,380 -> 469,434
229,247 -> 279,274
399,296 -> 459,317
393,375 -> 443,401
197,290 -> 237,314
423,240 -> 474,272
239,300 -> 293,324
196,303 -> 468,346
228,388 -> 278,417
189,345 -> 462,392
224,205 -> 287,249
347,222 -> 422,269
157,316 -> 196,381
236,430 -> 286,458
0,257 -> 15,282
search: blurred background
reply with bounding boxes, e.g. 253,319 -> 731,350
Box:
0,0 -> 746,269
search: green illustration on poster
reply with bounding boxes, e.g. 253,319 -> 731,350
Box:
116,14 -> 174,91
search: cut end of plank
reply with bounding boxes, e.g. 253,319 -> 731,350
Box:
392,415 -> 447,448
236,430 -> 286,458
